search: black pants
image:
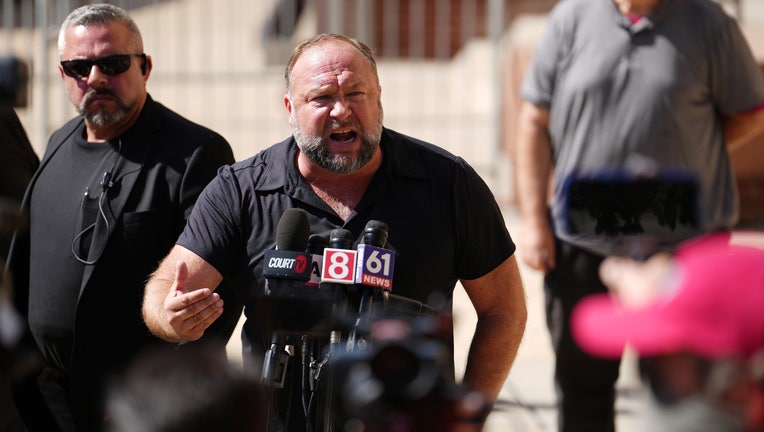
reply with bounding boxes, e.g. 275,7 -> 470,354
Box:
545,238 -> 621,432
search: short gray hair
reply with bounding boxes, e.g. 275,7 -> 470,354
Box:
285,34 -> 379,95
58,3 -> 143,55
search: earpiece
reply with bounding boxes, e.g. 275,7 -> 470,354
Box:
140,59 -> 148,75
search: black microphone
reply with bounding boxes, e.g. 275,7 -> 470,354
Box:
100,168 -> 113,193
382,293 -> 436,317
261,208 -> 312,387
262,208 -> 312,297
354,222 -> 434,318
322,229 -> 357,328
320,228 -> 357,287
360,220 -> 388,248
355,220 -> 396,323
305,233 -> 327,288
329,228 -> 354,251
355,220 -> 395,289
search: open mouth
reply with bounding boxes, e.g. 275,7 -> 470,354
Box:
330,129 -> 357,142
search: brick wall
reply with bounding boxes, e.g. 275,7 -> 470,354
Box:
314,0 -> 557,59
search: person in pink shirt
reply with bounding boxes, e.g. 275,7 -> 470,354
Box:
573,231 -> 764,431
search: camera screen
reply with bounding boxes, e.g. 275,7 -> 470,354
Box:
561,172 -> 700,239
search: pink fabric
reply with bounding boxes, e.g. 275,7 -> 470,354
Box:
625,13 -> 642,24
572,232 -> 764,359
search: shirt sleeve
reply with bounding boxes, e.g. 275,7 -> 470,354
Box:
178,133 -> 235,227
708,9 -> 764,115
177,165 -> 244,277
519,4 -> 571,109
453,157 -> 516,280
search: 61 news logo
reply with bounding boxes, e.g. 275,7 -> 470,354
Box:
355,244 -> 394,290
321,246 -> 394,290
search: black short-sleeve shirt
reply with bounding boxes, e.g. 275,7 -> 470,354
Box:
178,128 -> 515,350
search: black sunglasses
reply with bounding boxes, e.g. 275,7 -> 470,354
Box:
60,53 -> 146,79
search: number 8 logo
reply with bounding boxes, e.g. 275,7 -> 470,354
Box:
321,249 -> 357,283
328,251 -> 350,279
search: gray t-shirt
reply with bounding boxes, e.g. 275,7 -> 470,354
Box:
520,0 -> 764,255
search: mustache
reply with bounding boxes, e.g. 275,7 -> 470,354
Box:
82,88 -> 117,105
328,120 -> 358,130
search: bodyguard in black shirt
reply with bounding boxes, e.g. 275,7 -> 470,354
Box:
6,5 -> 241,431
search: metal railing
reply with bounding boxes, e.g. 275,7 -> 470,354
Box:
0,0 -> 751,200
1,0 -> 513,193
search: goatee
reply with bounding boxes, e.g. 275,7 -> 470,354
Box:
78,88 -> 134,127
293,113 -> 383,175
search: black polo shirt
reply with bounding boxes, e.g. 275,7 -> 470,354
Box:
179,127 -> 515,429
181,127 -> 512,302
179,127 -> 514,353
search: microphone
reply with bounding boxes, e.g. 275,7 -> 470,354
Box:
261,208 -> 312,387
354,220 -> 396,326
100,168 -> 113,193
321,229 -> 358,286
262,208 -> 312,296
329,228 -> 354,251
355,220 -> 395,292
321,229 -> 357,317
305,233 -> 327,288
355,222 -> 433,318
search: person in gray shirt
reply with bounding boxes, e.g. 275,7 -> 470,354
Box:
514,0 -> 764,430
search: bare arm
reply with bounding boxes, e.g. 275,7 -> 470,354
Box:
142,245 -> 226,342
460,255 -> 527,405
724,107 -> 764,152
514,101 -> 556,272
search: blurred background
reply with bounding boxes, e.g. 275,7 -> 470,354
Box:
2,0 -> 763,217
2,1 -> 764,430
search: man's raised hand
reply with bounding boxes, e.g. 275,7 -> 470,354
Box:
162,261 -> 224,341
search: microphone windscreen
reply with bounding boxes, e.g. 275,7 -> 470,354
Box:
307,233 -> 327,254
276,208 -> 310,251
329,228 -> 354,249
361,220 -> 388,247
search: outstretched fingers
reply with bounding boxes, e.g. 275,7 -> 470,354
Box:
163,261 -> 224,341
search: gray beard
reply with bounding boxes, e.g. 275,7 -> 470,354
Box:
83,109 -> 126,127
293,114 -> 383,175
78,90 -> 133,127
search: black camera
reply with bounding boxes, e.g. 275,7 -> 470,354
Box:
560,167 -> 701,258
328,315 -> 485,431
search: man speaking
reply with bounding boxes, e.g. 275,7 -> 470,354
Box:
143,33 -> 527,431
